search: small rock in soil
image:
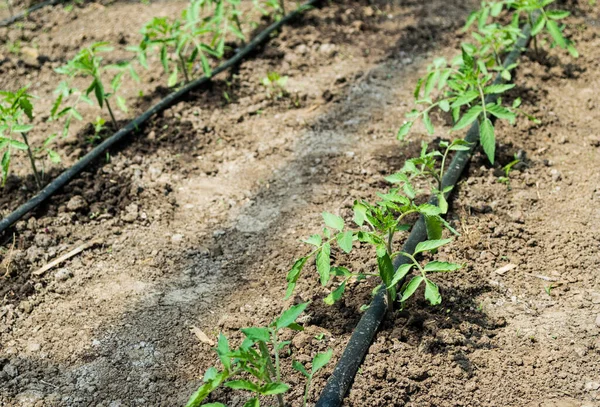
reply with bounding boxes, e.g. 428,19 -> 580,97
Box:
66,195 -> 88,212
20,46 -> 40,68
591,292 -> 600,304
171,234 -> 183,243
550,169 -> 562,182
34,233 -> 53,248
584,381 -> 600,391
595,314 -> 600,328
121,203 -> 139,223
54,268 -> 72,282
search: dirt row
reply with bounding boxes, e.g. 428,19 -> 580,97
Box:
0,0 -> 599,406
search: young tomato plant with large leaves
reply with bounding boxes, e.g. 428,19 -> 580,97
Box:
398,46 -> 518,164
54,42 -> 138,130
133,0 -> 245,87
0,87 -> 59,190
185,302 -> 331,407
286,153 -> 463,312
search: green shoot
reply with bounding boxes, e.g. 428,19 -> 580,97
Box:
286,155 -> 462,312
185,303 -> 331,407
293,349 -> 333,407
54,42 -> 138,130
0,87 -> 45,190
261,72 -> 289,99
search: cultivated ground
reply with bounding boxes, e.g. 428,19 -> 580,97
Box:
0,0 -> 599,406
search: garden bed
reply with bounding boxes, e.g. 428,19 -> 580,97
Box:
0,0 -> 599,406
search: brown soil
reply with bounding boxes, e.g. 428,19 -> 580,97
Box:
0,0 -> 599,406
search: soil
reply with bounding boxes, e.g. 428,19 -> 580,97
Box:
0,0 -> 599,406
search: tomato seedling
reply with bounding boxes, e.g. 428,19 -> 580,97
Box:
54,42 -> 138,130
286,153 -> 462,312
0,87 -> 60,189
185,302 -> 331,407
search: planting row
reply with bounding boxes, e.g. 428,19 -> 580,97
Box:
0,0 -> 291,189
184,1 -> 578,406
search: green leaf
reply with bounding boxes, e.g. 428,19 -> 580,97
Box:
546,10 -> 570,20
397,121 -> 413,140
311,349 -> 333,374
437,192 -> 448,214
450,91 -> 478,108
424,215 -> 443,240
414,238 -> 453,255
275,302 -> 309,330
567,43 -> 579,58
200,52 -> 211,77
203,403 -> 226,407
293,360 -> 310,378
203,367 -> 218,382
531,14 -> 546,36
417,203 -> 443,216
185,372 -> 227,407
1,150 -> 10,185
94,79 -> 104,108
217,334 -> 231,370
47,149 -> 61,163
19,98 -> 33,120
439,99 -> 450,112
322,212 -> 344,231
12,124 -> 33,133
377,252 -> 394,287
168,65 -> 179,87
480,117 -> 496,164
413,77 -> 423,99
353,202 -> 367,226
303,234 -> 322,246
384,172 -> 408,184
243,398 -> 259,407
324,281 -> 346,305
424,261 -> 462,272
423,111 -> 434,135
285,257 -> 307,299
486,103 -> 516,122
160,45 -> 169,72
9,140 -> 28,150
259,382 -> 289,396
483,84 -> 515,94
452,105 -> 482,131
50,94 -> 63,118
424,279 -> 442,305
241,327 -> 270,343
400,275 -> 423,302
316,243 -> 331,286
388,263 -> 413,289
116,96 -> 128,113
333,266 -> 351,277
225,380 -> 260,392
546,19 -> 567,48
336,231 -> 353,253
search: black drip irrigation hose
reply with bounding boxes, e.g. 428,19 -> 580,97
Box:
0,0 -> 66,28
0,0 -> 320,235
315,22 -> 533,407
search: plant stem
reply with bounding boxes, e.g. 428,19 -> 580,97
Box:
105,99 -> 118,130
279,0 -> 285,15
477,83 -> 488,121
262,334 -> 285,407
21,132 -> 42,190
178,53 -> 190,83
302,375 -> 312,407
439,146 -> 450,191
